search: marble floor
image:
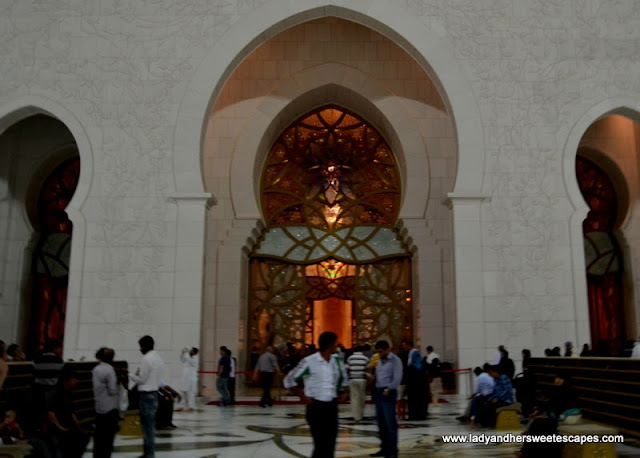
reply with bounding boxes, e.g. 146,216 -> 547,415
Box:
106,395 -> 640,457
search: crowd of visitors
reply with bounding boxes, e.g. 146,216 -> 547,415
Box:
454,342 -> 635,457
1,334 -> 638,458
0,335 -> 178,457
276,337 -> 443,458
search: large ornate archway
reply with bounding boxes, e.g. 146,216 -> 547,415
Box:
197,12 -> 464,373
248,106 -> 412,354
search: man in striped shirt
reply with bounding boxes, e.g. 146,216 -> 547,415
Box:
33,338 -> 64,388
346,345 -> 370,422
33,338 -> 64,411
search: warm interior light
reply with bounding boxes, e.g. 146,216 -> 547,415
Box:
312,297 -> 352,348
324,204 -> 341,225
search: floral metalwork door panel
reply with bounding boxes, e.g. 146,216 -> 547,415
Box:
248,257 -> 412,357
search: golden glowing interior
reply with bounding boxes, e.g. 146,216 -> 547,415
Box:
310,297 -> 352,348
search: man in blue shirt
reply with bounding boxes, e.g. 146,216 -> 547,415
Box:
476,365 -> 514,427
489,366 -> 514,405
370,340 -> 403,458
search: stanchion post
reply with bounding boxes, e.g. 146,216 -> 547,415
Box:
439,368 -> 472,397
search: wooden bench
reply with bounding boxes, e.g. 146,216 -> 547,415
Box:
557,423 -> 619,458
526,357 -> 640,439
0,363 -> 35,414
0,444 -> 32,458
0,363 -> 36,436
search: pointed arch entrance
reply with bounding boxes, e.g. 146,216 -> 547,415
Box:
0,109 -> 83,354
248,106 -> 412,355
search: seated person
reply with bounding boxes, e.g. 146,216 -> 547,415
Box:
498,349 -> 516,380
489,365 -> 514,405
516,415 -> 562,458
156,384 -> 180,430
0,408 -> 24,444
0,408 -> 51,458
457,364 -> 494,424
6,344 -> 26,362
532,372 -> 578,420
474,365 -> 513,428
514,352 -> 536,417
516,373 -> 576,458
45,367 -> 91,458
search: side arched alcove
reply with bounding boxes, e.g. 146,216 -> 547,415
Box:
562,99 -> 640,353
0,94 -> 93,356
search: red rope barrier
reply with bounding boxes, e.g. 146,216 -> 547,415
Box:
198,371 -> 254,375
199,369 -> 471,374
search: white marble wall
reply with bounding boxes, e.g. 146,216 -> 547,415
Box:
0,0 -> 638,386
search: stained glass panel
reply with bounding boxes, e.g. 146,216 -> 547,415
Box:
261,106 -> 401,230
30,157 -> 79,354
576,156 -> 624,355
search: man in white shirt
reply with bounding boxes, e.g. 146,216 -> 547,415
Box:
227,348 -> 237,404
425,346 -> 439,364
92,347 -> 120,458
631,339 -> 640,359
284,332 -> 349,458
129,335 -> 164,458
564,341 -> 579,358
177,347 -> 199,411
457,363 -> 495,424
425,345 -> 442,407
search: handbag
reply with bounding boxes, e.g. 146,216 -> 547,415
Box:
119,385 -> 129,411
558,408 -> 583,425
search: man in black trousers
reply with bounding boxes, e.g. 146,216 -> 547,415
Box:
284,332 -> 349,458
92,347 -> 121,458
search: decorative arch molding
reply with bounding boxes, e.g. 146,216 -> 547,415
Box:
576,146 -> 630,230
173,1 -> 485,198
0,93 -> 95,356
560,98 -> 640,348
0,94 -> 94,213
562,99 -> 640,218
227,65 -> 431,219
24,144 -> 82,231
